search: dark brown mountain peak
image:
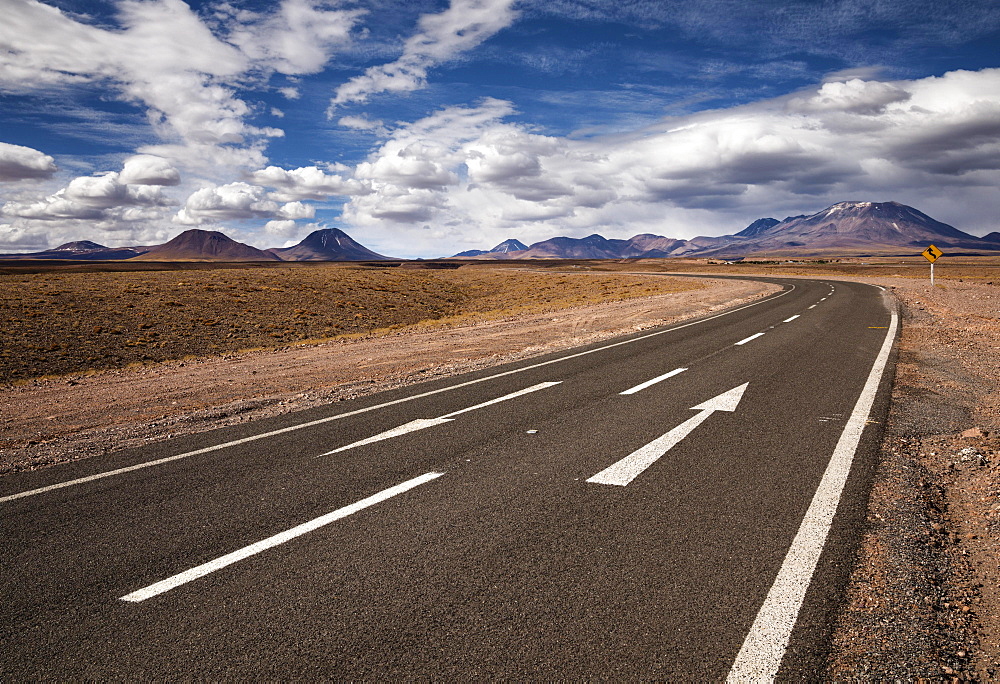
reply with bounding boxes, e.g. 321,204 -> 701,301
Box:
268,227 -> 392,261
132,229 -> 279,261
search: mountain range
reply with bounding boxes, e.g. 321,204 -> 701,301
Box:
1,201 -> 997,262
453,201 -> 1000,260
0,228 -> 391,262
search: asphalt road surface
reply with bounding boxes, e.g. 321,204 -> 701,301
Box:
1,276 -> 898,679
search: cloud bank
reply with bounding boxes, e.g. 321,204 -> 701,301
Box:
338,68 -> 1000,255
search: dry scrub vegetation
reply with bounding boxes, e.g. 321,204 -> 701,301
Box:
0,264 -> 701,384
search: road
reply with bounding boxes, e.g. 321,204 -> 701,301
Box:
0,275 -> 897,679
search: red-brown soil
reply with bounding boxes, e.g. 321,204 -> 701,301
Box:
0,263 -> 703,384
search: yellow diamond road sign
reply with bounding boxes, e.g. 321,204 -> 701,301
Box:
922,244 -> 943,263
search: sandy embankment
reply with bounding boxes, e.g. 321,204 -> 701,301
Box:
0,276 -> 777,475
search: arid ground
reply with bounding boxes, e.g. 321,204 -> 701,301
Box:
0,262 -> 704,384
2,257 -> 998,678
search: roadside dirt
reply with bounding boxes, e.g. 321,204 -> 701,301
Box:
0,273 -> 775,475
824,277 -> 1000,680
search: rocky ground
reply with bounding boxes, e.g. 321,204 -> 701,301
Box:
825,276 -> 1000,680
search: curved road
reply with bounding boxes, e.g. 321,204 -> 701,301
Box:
0,276 -> 898,679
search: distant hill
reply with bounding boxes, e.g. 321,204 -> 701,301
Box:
268,227 -> 392,261
451,238 -> 528,258
0,227 -> 390,262
56,240 -> 106,251
130,229 -> 280,261
1,201 -> 996,262
512,234 -> 629,259
0,240 -> 149,260
490,238 -> 529,254
617,234 -> 690,258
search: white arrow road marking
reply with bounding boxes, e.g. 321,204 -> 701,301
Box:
120,471 -> 444,603
587,383 -> 749,486
735,333 -> 765,346
320,381 -> 561,456
620,368 -> 687,395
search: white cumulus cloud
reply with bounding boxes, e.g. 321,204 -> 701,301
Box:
226,0 -> 363,75
175,181 -> 315,225
249,165 -> 371,201
0,142 -> 58,181
0,0 -> 362,177
2,168 -> 175,223
118,154 -> 181,186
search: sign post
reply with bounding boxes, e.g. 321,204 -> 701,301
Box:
922,244 -> 943,285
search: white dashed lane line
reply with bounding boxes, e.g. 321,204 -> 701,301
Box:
120,472 -> 446,603
735,332 -> 766,346
620,368 -> 688,395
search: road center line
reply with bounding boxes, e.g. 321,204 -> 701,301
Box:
120,471 -> 444,603
440,381 -> 561,419
727,311 -> 898,681
783,315 -> 800,323
620,368 -> 687,395
807,305 -> 817,309
2,285 -> 795,505
735,332 -> 765,346
320,381 -> 562,455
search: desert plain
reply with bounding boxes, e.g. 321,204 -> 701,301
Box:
2,256 -> 999,678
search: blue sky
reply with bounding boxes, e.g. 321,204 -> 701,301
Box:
1,0 -> 999,258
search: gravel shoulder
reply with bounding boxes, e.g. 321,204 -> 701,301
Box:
822,276 -> 1000,681
0,275 -> 776,476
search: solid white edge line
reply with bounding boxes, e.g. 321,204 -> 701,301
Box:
620,368 -> 687,395
726,311 -> 898,682
783,315 -> 800,323
120,471 -> 444,603
735,332 -> 766,346
3,284 -> 796,505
